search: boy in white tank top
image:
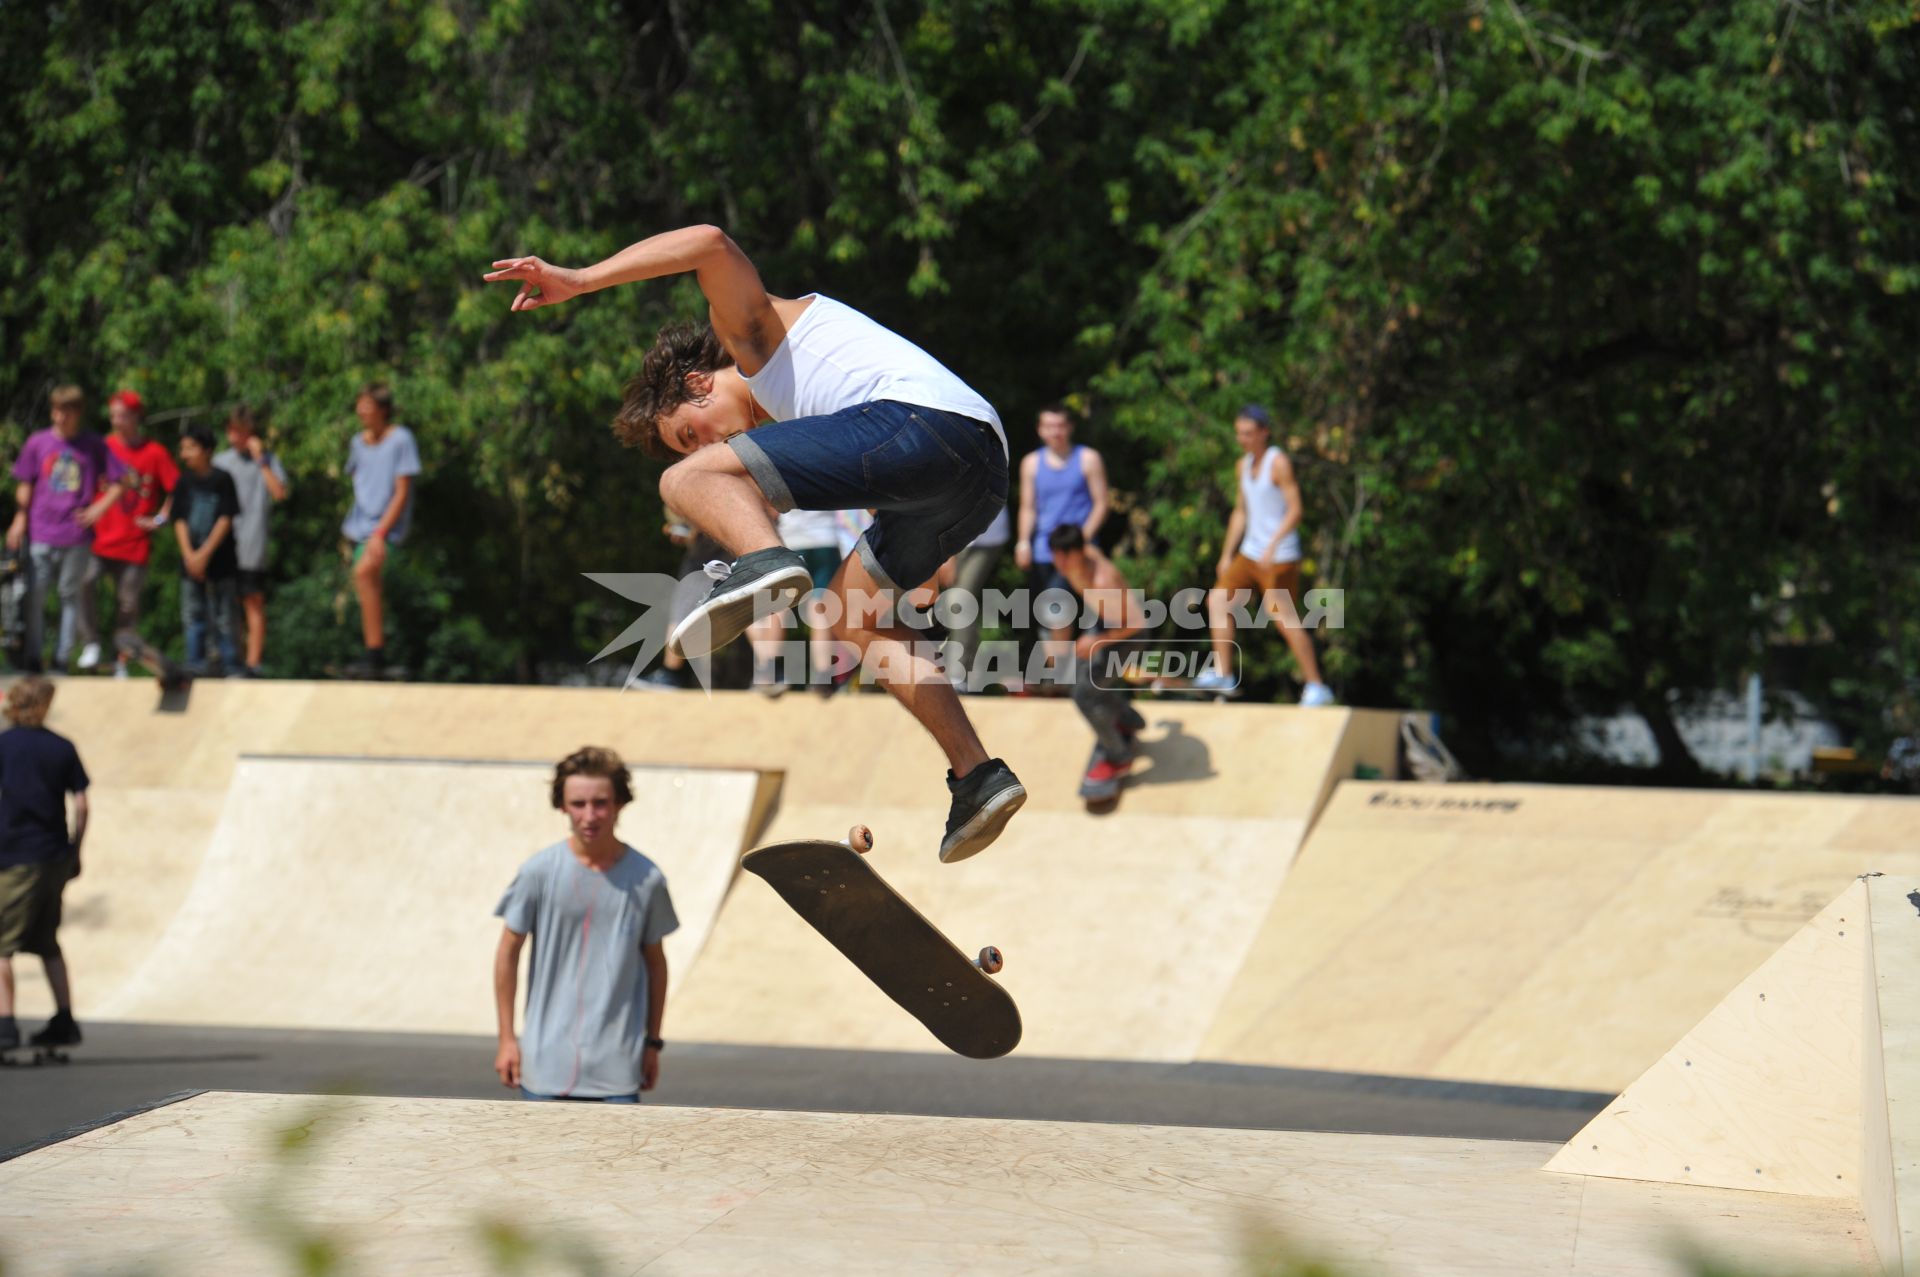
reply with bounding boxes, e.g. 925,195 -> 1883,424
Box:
1202,405 -> 1333,705
485,226 -> 1026,863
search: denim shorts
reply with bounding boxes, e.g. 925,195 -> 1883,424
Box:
519,1087 -> 640,1104
730,401 -> 1009,592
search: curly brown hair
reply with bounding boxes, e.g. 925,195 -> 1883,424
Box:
612,322 -> 736,460
550,745 -> 635,810
5,676 -> 55,728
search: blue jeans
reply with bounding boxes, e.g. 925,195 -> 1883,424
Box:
180,575 -> 239,671
25,542 -> 95,668
730,401 -> 1008,592
519,1087 -> 640,1104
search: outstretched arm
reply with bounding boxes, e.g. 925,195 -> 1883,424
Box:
485,225 -> 782,368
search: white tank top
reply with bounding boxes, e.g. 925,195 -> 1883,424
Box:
744,295 -> 1007,456
776,507 -> 840,551
1238,446 -> 1301,563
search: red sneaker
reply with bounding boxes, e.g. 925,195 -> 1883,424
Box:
1085,756 -> 1131,786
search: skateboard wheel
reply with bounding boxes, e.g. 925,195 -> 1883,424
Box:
976,946 -> 1004,975
846,825 -> 874,854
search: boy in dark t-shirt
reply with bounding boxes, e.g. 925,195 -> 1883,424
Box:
0,676 -> 91,1054
173,425 -> 241,674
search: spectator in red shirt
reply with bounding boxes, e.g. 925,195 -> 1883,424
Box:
88,391 -> 179,677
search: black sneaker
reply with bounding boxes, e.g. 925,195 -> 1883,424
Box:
939,758 -> 1027,864
634,665 -> 686,692
29,1010 -> 81,1048
0,1016 -> 19,1051
668,548 -> 811,660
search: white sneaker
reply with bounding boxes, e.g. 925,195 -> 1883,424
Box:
1191,669 -> 1236,693
76,642 -> 101,671
1300,682 -> 1336,707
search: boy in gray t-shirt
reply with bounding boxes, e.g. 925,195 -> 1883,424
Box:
493,747 -> 678,1101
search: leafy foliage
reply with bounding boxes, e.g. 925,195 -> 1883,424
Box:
2,0 -> 1914,777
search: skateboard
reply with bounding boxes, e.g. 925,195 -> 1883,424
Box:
0,547 -> 26,668
742,826 -> 1021,1059
1116,669 -> 1234,702
0,1037 -> 74,1066
117,633 -> 193,695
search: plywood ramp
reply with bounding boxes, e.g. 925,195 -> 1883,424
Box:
673,698 -> 1372,1060
0,1091 -> 1876,1276
1543,875 -> 1920,1276
1863,875 -> 1920,1276
20,682 -> 1398,1031
1201,782 -> 1920,1093
95,756 -> 761,1033
1545,880 -> 1866,1196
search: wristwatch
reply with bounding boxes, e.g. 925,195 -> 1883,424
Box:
644,1036 -> 665,1051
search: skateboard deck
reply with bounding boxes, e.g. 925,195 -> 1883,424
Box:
743,831 -> 1021,1059
1116,670 -> 1234,701
117,633 -> 193,696
0,1044 -> 73,1066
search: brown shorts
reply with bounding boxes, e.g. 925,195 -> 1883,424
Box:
1215,554 -> 1302,600
0,855 -> 75,958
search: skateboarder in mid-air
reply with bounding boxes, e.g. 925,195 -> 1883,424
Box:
486,226 -> 1026,862
1045,526 -> 1149,801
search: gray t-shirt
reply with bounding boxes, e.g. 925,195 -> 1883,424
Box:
212,447 -> 289,572
341,425 -> 421,544
495,841 -> 679,1098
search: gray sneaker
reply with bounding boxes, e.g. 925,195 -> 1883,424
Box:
939,758 -> 1027,863
668,548 -> 811,660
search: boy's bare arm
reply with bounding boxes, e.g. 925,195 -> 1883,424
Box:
485,226 -> 783,370
641,942 -> 669,1091
492,927 -> 528,1088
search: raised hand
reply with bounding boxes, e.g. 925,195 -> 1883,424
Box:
483,256 -> 586,312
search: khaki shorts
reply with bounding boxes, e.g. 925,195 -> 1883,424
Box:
1215,554 -> 1302,602
0,855 -> 75,958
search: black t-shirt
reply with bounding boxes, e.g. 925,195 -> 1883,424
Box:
176,465 -> 241,579
0,726 -> 89,867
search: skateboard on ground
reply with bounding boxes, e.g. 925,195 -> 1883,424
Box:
0,1042 -> 74,1067
742,827 -> 1021,1059
1116,669 -> 1235,702
117,633 -> 193,695
0,547 -> 27,668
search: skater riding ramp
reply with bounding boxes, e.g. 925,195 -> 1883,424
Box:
95,755 -> 762,1033
1201,781 -> 1920,1093
0,1091 -> 1876,1276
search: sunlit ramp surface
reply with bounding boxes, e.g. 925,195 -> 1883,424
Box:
94,755 -> 761,1033
1201,781 -> 1920,1092
669,702 -> 1388,1061
0,1091 -> 1876,1276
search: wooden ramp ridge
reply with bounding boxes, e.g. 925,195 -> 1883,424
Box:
1546,873 -> 1920,1276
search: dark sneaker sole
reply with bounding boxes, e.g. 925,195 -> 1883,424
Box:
668,566 -> 811,660
939,783 -> 1027,864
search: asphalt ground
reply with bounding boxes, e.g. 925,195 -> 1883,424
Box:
0,1021 -> 1610,1161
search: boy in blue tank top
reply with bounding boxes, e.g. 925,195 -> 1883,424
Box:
485,228 -> 1026,863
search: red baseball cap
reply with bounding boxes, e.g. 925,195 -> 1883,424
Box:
108,389 -> 144,414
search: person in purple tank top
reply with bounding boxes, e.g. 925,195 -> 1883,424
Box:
1014,406 -> 1108,650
